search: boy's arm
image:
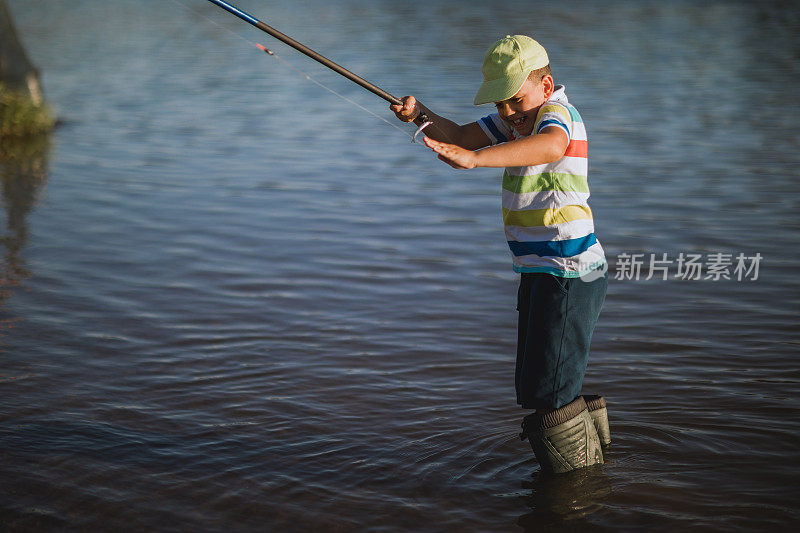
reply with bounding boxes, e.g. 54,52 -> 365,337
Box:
424,126 -> 569,169
390,96 -> 491,150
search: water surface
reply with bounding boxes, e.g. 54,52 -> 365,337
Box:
2,0 -> 799,530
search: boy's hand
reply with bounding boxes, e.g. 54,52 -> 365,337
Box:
390,96 -> 420,122
424,137 -> 477,169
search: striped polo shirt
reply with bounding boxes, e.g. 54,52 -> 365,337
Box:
477,85 -> 605,277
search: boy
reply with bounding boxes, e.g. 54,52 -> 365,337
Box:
391,35 -> 609,473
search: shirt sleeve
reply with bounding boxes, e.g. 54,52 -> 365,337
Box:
534,103 -> 573,140
477,113 -> 514,145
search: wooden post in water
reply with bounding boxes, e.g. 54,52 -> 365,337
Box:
0,0 -> 53,137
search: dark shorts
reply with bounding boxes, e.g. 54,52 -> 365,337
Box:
515,270 -> 608,410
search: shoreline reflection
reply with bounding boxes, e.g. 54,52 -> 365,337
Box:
0,134 -> 50,304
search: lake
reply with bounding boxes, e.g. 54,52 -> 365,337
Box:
2,0 -> 799,530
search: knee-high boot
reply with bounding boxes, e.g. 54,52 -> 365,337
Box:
520,396 -> 604,474
583,394 -> 611,447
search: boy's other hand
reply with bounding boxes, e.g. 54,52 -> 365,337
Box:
424,137 -> 477,169
390,96 -> 420,123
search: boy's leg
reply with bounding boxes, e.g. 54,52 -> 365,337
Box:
516,270 -> 608,472
515,274 -> 534,405
515,271 -> 607,410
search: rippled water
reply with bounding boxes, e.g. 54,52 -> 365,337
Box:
2,0 -> 799,530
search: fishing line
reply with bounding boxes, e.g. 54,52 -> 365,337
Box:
254,45 -> 414,139
167,0 -> 422,142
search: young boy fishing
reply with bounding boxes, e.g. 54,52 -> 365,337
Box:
392,35 -> 609,473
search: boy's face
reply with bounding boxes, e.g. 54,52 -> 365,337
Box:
494,75 -> 554,136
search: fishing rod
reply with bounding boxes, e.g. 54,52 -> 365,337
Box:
203,0 -> 432,141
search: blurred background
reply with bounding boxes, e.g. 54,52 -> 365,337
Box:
1,0 -> 799,530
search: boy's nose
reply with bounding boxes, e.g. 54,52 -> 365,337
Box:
496,102 -> 512,117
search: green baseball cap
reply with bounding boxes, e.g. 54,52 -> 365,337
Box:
474,35 -> 549,105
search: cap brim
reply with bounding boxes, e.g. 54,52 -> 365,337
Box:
473,71 -> 529,105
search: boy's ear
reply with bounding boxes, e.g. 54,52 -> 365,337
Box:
542,75 -> 555,99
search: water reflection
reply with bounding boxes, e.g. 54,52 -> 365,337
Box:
0,134 -> 49,303
517,465 -> 612,531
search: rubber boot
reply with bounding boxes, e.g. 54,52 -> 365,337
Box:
583,395 -> 611,447
520,396 -> 604,474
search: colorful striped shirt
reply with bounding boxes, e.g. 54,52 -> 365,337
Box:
477,85 -> 605,277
